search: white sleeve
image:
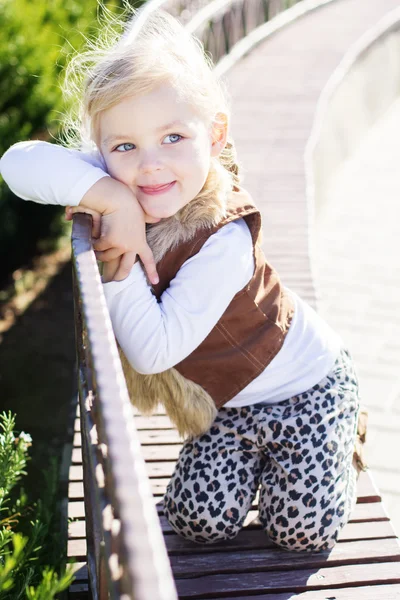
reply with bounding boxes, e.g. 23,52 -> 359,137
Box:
0,140 -> 109,206
103,219 -> 255,374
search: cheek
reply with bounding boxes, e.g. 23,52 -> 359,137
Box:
103,156 -> 131,183
181,143 -> 211,176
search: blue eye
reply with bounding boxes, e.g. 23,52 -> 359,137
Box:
115,143 -> 135,152
164,134 -> 182,144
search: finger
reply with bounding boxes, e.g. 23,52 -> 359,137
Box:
95,247 -> 123,262
114,251 -> 137,281
144,213 -> 161,224
67,206 -> 101,238
91,214 -> 101,239
93,237 -> 112,252
140,245 -> 159,285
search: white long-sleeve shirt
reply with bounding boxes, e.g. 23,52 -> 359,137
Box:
0,140 -> 343,405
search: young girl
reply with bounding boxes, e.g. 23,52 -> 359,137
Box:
1,8 -> 362,552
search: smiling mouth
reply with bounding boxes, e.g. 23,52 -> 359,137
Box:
139,181 -> 176,195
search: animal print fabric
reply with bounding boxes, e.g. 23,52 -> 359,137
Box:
163,348 -> 360,551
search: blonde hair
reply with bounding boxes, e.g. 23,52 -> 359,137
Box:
61,6 -> 240,207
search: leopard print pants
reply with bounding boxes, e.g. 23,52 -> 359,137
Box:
164,348 -> 360,551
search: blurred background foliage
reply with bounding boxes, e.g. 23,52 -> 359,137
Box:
0,0 -> 144,286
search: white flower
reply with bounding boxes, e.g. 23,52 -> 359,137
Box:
19,432 -> 32,443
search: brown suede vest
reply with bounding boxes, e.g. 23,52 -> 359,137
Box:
150,190 -> 294,409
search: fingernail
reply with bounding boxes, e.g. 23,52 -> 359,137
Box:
152,276 -> 159,285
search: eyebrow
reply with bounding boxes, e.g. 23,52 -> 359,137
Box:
101,120 -> 189,147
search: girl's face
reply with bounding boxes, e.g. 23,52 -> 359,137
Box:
98,83 -> 226,220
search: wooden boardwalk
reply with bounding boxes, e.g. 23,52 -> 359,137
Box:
67,405 -> 400,598
66,0 -> 400,597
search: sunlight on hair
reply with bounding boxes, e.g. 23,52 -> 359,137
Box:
60,1 -> 241,204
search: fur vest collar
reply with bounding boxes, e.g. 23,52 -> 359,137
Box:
119,181 -> 241,439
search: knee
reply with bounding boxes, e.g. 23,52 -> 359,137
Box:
163,494 -> 244,544
263,508 -> 344,553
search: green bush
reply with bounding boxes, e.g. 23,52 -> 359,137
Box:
0,411 -> 73,599
0,0 -> 143,284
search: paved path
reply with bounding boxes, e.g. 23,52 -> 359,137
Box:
315,98 -> 400,534
226,0 -> 400,532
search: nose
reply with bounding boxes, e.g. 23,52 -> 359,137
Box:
138,149 -> 163,174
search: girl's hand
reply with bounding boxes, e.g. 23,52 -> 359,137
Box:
66,178 -> 160,284
93,194 -> 159,284
65,205 -> 102,239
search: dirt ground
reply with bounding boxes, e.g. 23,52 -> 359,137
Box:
0,259 -> 76,496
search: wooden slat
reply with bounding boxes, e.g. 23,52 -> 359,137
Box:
146,461 -> 177,477
159,515 -> 397,539
357,471 -> 382,503
69,520 -> 86,539
68,582 -> 90,598
339,521 -> 397,541
69,481 -> 84,499
349,501 -> 388,522
164,527 -> 398,555
72,443 -> 185,463
169,538 -> 400,577
69,465 -> 83,480
206,583 -> 400,600
70,563 -> 89,581
68,501 -> 85,519
68,538 -> 87,559
138,429 -> 184,444
175,561 -> 400,598
134,415 -> 175,429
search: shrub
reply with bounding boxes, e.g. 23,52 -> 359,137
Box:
0,0 -> 144,284
0,411 -> 73,599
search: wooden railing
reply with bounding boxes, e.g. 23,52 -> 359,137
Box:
141,0 -> 303,64
70,1 -> 306,598
72,214 -> 177,600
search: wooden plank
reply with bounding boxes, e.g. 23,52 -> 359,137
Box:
207,583 -> 400,600
68,538 -> 87,559
138,429 -> 184,444
142,444 -> 182,461
70,562 -> 89,581
357,471 -> 381,503
158,515 -> 396,540
175,561 -> 400,598
69,520 -> 86,539
68,501 -> 85,519
146,462 -> 176,478
72,448 -> 82,464
69,470 -> 167,495
72,443 -> 183,463
349,501 -> 388,522
339,520 -> 397,541
169,538 -> 400,578
134,415 -> 175,429
149,478 -> 170,496
68,582 -> 89,599
69,481 -> 84,499
164,528 -> 400,556
69,465 -> 83,480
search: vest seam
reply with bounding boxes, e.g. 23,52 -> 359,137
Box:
217,342 -> 283,405
216,321 -> 265,371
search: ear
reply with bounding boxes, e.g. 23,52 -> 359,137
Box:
210,112 -> 228,157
